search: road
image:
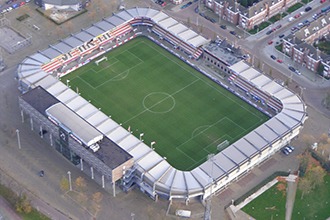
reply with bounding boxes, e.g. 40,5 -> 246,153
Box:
0,1 -> 329,220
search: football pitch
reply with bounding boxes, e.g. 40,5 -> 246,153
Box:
62,37 -> 269,171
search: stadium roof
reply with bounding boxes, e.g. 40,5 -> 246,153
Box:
17,8 -> 307,200
46,102 -> 103,146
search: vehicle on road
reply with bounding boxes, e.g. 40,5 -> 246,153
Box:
277,59 -> 283,63
295,69 -> 301,75
305,6 -> 312,12
270,55 -> 276,60
268,40 -> 273,45
279,34 -> 285,38
220,25 -> 227,29
230,30 -> 236,35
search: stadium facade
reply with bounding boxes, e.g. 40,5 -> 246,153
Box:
17,8 -> 308,203
34,0 -> 84,11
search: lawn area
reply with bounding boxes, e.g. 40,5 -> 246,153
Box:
287,3 -> 303,13
242,182 -> 287,219
0,184 -> 49,220
292,174 -> 330,219
62,37 -> 269,170
269,13 -> 288,23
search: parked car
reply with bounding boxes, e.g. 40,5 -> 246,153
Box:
291,26 -> 299,33
287,145 -> 295,151
277,59 -> 283,63
281,148 -> 290,155
305,6 -> 312,12
268,40 -> 273,45
209,18 -> 216,23
320,0 -> 326,3
279,34 -> 285,38
266,30 -> 273,35
294,13 -> 301,18
220,25 -> 227,29
12,3 -> 19,9
194,6 -> 199,13
270,55 -> 276,60
289,66 -> 296,72
288,17 -> 294,22
276,24 -> 282,29
284,146 -> 293,153
295,69 -> 301,75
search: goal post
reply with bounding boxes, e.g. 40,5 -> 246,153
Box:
95,56 -> 108,66
217,140 -> 229,151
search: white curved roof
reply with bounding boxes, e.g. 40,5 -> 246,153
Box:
17,8 -> 307,199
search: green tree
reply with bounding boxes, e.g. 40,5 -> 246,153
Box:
307,166 -> 326,189
75,176 -> 87,192
298,177 -> 312,199
60,176 -> 69,192
240,0 -> 248,7
15,194 -> 32,214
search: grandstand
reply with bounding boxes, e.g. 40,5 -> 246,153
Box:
17,7 -> 307,203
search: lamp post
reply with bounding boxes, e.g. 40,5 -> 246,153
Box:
67,171 -> 72,191
151,141 -> 156,149
16,129 -> 21,150
66,79 -> 70,87
139,133 -> 144,141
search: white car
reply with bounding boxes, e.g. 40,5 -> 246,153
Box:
288,17 -> 294,22
6,6 -> 13,12
295,69 -> 301,75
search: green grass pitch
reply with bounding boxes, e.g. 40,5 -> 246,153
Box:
62,37 -> 269,171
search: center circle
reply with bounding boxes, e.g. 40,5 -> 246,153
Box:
143,92 -> 175,113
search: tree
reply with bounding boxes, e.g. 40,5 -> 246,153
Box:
298,177 -> 312,199
91,192 -> 103,213
60,176 -> 69,192
92,192 -> 103,204
75,176 -> 87,192
307,166 -> 326,189
15,194 -> 32,214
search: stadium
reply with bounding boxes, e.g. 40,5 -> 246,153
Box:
17,7 -> 308,203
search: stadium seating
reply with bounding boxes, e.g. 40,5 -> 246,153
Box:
152,25 -> 203,59
229,74 -> 282,113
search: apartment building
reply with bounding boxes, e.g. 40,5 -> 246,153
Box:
206,0 -> 297,29
283,13 -> 330,77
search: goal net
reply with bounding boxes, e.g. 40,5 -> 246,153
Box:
95,56 -> 108,66
217,140 -> 229,151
